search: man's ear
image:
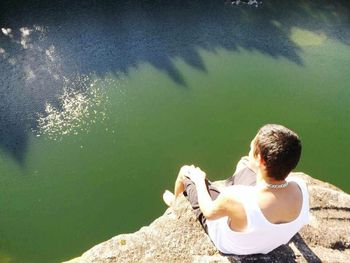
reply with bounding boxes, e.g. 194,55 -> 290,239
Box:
258,154 -> 266,168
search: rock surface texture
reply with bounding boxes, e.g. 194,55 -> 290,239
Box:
66,173 -> 350,263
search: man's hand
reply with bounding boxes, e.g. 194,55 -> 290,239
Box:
186,165 -> 206,185
174,165 -> 206,197
178,165 -> 192,181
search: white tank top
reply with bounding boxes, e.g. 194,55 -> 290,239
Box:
206,177 -> 310,255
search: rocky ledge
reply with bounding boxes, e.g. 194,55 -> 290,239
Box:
66,173 -> 350,263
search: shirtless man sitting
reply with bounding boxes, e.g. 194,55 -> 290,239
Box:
163,124 -> 309,255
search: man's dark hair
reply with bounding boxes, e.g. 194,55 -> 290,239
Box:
253,124 -> 302,180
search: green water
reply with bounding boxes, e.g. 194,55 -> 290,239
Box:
0,1 -> 350,262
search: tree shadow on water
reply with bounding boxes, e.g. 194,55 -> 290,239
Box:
0,0 -> 349,165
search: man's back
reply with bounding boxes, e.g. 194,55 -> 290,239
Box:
206,177 -> 309,255
224,180 -> 304,231
256,181 -> 303,224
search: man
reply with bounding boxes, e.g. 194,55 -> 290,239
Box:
163,124 -> 309,255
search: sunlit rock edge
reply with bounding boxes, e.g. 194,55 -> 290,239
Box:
65,173 -> 350,263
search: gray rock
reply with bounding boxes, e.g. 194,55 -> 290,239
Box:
65,173 -> 350,263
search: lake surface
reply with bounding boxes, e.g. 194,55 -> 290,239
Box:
0,0 -> 349,262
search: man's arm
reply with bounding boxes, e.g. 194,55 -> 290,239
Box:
186,166 -> 237,220
186,165 -> 248,230
194,179 -> 232,220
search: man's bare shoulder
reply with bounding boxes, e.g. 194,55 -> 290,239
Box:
218,185 -> 253,212
220,184 -> 254,199
219,185 -> 250,231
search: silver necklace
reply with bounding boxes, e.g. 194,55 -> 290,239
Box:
264,181 -> 289,189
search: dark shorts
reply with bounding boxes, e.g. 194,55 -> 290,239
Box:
183,166 -> 256,232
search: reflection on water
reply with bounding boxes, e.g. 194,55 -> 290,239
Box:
0,23 -> 66,163
1,0 -> 350,164
34,75 -> 109,140
290,28 -> 327,47
0,23 -> 117,146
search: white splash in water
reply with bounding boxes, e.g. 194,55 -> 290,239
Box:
35,76 -> 109,140
2,24 -> 123,141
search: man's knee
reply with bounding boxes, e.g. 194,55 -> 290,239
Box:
183,178 -> 200,209
234,156 -> 250,174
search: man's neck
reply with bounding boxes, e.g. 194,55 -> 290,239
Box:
256,170 -> 286,185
